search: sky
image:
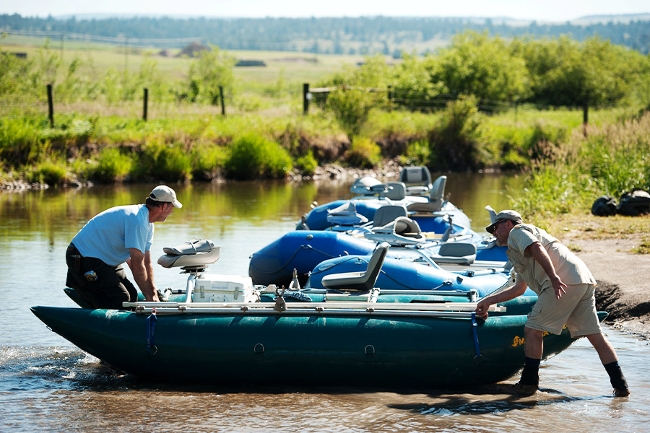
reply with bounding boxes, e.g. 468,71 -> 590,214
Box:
1,0 -> 649,22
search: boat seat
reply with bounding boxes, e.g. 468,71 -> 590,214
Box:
430,242 -> 477,266
321,242 -> 389,292
405,175 -> 447,213
399,166 -> 433,196
439,242 -> 476,258
385,182 -> 407,201
157,239 -> 221,269
373,205 -> 408,227
326,201 -> 369,226
428,175 -> 447,212
364,216 -> 426,246
349,176 -> 384,196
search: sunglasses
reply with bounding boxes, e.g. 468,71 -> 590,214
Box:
490,220 -> 508,233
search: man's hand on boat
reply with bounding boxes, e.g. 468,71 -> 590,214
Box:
475,299 -> 491,319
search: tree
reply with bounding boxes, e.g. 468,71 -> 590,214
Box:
516,36 -> 649,123
186,46 -> 236,105
431,31 -> 531,109
321,55 -> 392,136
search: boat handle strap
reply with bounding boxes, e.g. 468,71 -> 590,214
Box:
471,312 -> 483,364
146,309 -> 158,355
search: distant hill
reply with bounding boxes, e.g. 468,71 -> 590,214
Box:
1,13 -> 649,55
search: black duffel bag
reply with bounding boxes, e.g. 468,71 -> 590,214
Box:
617,189 -> 650,216
591,195 -> 618,216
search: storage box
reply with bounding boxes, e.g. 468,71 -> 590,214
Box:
193,274 -> 255,303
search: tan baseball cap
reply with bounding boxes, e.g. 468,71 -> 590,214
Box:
149,185 -> 182,208
485,210 -> 522,234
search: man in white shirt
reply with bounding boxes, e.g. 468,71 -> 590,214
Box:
65,185 -> 182,309
475,210 -> 629,397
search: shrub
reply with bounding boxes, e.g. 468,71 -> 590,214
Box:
27,160 -> 70,185
191,142 -> 229,181
295,150 -> 318,176
139,139 -> 192,182
344,136 -> 381,168
225,134 -> 292,180
89,147 -> 133,182
428,96 -> 483,170
399,139 -> 431,167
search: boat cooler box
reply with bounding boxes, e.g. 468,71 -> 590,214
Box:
193,274 -> 255,303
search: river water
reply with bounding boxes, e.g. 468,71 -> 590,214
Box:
1,174 -> 649,432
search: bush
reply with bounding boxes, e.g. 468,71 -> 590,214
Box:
344,136 -> 381,168
295,150 -> 318,176
89,147 -> 133,182
191,142 -> 229,181
225,134 -> 292,180
399,139 -> 431,167
139,139 -> 192,182
0,117 -> 45,166
27,160 -> 70,185
428,96 -> 483,170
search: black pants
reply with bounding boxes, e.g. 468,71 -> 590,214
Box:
65,243 -> 138,309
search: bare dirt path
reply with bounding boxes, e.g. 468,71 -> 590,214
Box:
564,235 -> 650,339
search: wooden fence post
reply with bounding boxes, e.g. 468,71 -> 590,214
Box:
219,86 -> 225,116
143,88 -> 148,121
46,84 -> 54,128
303,83 -> 310,115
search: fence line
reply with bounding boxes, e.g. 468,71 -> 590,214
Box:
302,82 -> 593,119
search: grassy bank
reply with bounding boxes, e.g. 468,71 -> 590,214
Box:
3,35 -> 650,234
1,103 -> 641,185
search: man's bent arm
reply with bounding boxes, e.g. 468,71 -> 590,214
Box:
527,241 -> 567,299
129,248 -> 159,301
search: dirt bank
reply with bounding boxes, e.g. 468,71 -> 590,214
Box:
567,236 -> 650,340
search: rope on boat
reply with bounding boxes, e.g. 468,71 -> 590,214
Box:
146,308 -> 158,355
471,312 -> 483,364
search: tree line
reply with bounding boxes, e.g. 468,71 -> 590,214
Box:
1,13 -> 650,55
314,32 -> 650,136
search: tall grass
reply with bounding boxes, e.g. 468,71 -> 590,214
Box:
512,111 -> 650,223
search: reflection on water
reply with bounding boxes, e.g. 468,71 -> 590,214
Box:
1,176 -> 648,432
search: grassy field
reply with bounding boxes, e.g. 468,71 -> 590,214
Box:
1,34 -> 367,86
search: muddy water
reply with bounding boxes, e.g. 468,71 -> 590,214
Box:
1,176 -> 648,432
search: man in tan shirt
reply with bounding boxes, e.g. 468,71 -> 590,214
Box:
475,210 -> 629,397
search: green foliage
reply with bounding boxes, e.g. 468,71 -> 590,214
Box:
433,31 -> 531,106
513,35 -> 648,108
512,111 -> 650,218
391,54 -> 448,106
295,150 -> 318,176
89,147 -> 134,182
399,139 -> 431,167
0,117 -> 47,165
140,139 -> 193,182
191,142 -> 229,181
344,136 -> 381,168
225,134 -> 292,180
428,96 -> 483,170
321,55 -> 392,136
27,159 -> 70,185
186,47 -> 236,105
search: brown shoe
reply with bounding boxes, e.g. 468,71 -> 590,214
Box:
613,387 -> 630,397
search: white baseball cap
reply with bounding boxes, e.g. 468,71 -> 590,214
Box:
149,185 -> 182,208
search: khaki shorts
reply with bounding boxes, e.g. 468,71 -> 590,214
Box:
526,283 -> 602,337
